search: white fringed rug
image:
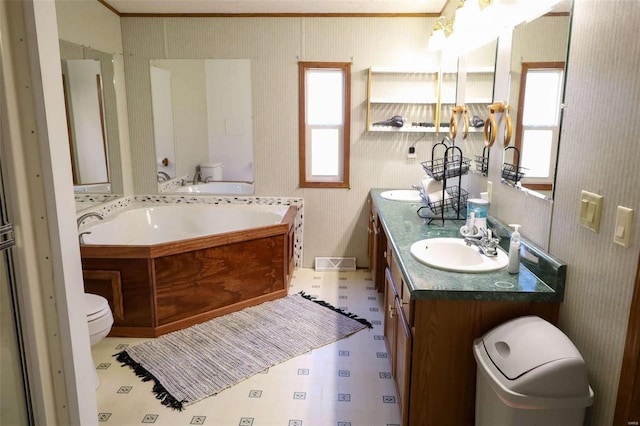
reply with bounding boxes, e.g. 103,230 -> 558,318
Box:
115,292 -> 371,410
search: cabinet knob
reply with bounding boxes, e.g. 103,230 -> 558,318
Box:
383,251 -> 387,258
388,304 -> 396,318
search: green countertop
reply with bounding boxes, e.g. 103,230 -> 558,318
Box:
371,189 -> 565,303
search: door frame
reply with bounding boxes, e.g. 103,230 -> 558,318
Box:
614,252 -> 640,424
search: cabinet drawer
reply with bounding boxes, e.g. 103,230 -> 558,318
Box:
401,279 -> 414,327
390,252 -> 402,288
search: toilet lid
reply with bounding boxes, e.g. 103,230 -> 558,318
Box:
85,293 -> 109,317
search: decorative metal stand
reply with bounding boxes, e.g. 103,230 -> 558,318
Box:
418,138 -> 470,225
501,146 -> 526,185
475,145 -> 490,176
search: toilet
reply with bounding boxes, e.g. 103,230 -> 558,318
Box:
85,293 -> 113,388
200,162 -> 223,182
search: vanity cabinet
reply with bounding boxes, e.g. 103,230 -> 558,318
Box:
384,254 -> 414,425
368,196 -> 387,292
372,193 -> 562,425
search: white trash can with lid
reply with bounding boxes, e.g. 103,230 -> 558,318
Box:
473,316 -> 594,426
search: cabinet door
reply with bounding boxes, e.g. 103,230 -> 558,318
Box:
395,297 -> 412,426
375,222 -> 387,292
368,211 -> 378,286
384,267 -> 397,373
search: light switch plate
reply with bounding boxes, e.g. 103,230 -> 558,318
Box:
487,181 -> 493,203
613,206 -> 633,247
579,190 -> 603,233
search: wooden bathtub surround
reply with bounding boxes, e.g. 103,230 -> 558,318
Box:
81,205 -> 297,337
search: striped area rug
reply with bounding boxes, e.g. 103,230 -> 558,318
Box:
115,292 -> 371,410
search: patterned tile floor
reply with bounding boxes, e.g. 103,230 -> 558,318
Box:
92,268 -> 402,425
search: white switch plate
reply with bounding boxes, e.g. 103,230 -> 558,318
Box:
613,206 -> 633,248
579,190 -> 603,233
487,181 -> 493,203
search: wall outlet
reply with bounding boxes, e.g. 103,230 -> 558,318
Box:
407,146 -> 416,159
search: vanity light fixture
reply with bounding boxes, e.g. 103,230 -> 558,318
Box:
429,0 -> 563,54
427,16 -> 454,51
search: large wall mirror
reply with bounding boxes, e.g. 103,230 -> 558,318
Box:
60,40 -> 123,194
502,4 -> 572,200
149,59 -> 254,191
458,39 -> 498,177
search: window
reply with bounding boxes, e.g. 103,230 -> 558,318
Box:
515,62 -> 564,191
298,62 -> 351,188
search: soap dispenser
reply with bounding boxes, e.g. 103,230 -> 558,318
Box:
507,224 -> 521,274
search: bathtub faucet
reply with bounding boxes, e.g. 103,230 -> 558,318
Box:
77,212 -> 104,228
193,169 -> 202,184
157,171 -> 171,182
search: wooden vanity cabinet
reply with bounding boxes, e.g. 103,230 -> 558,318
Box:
384,259 -> 413,426
377,216 -> 560,425
368,196 -> 387,292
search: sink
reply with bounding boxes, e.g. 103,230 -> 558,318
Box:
380,189 -> 422,202
410,238 -> 509,273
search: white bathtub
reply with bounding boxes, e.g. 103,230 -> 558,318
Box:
81,203 -> 289,245
74,183 -> 112,193
171,181 -> 254,195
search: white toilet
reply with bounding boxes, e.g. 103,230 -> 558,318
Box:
200,162 -> 223,181
85,293 -> 114,388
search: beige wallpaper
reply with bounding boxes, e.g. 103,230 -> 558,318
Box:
122,17 -> 450,268
549,1 -> 640,423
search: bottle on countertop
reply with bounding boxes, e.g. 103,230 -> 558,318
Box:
507,224 -> 521,274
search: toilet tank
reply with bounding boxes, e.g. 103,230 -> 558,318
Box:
200,162 -> 223,181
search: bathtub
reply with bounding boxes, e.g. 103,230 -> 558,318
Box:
81,203 -> 288,245
171,181 -> 254,195
80,202 -> 297,337
74,183 -> 111,193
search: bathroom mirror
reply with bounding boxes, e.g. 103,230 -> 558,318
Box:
502,5 -> 572,199
149,59 -> 254,191
459,39 -> 498,177
59,40 -> 123,194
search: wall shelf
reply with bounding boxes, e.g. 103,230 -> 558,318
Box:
366,66 -> 456,133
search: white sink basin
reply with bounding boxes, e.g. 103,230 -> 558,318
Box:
380,189 -> 422,202
410,238 -> 509,273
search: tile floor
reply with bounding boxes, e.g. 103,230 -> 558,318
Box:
92,268 -> 402,425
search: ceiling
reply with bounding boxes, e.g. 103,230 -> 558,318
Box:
101,0 -> 449,15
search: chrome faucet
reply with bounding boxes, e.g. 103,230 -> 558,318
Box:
464,228 -> 500,257
77,212 -> 104,245
77,212 -> 104,228
193,169 -> 202,184
157,171 -> 171,182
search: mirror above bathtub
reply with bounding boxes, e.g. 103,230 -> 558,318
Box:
502,3 -> 572,200
149,59 -> 255,195
59,40 -> 124,195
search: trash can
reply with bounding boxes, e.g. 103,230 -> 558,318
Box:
473,316 -> 594,426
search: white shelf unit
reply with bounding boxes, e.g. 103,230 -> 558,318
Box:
366,67 -> 456,133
